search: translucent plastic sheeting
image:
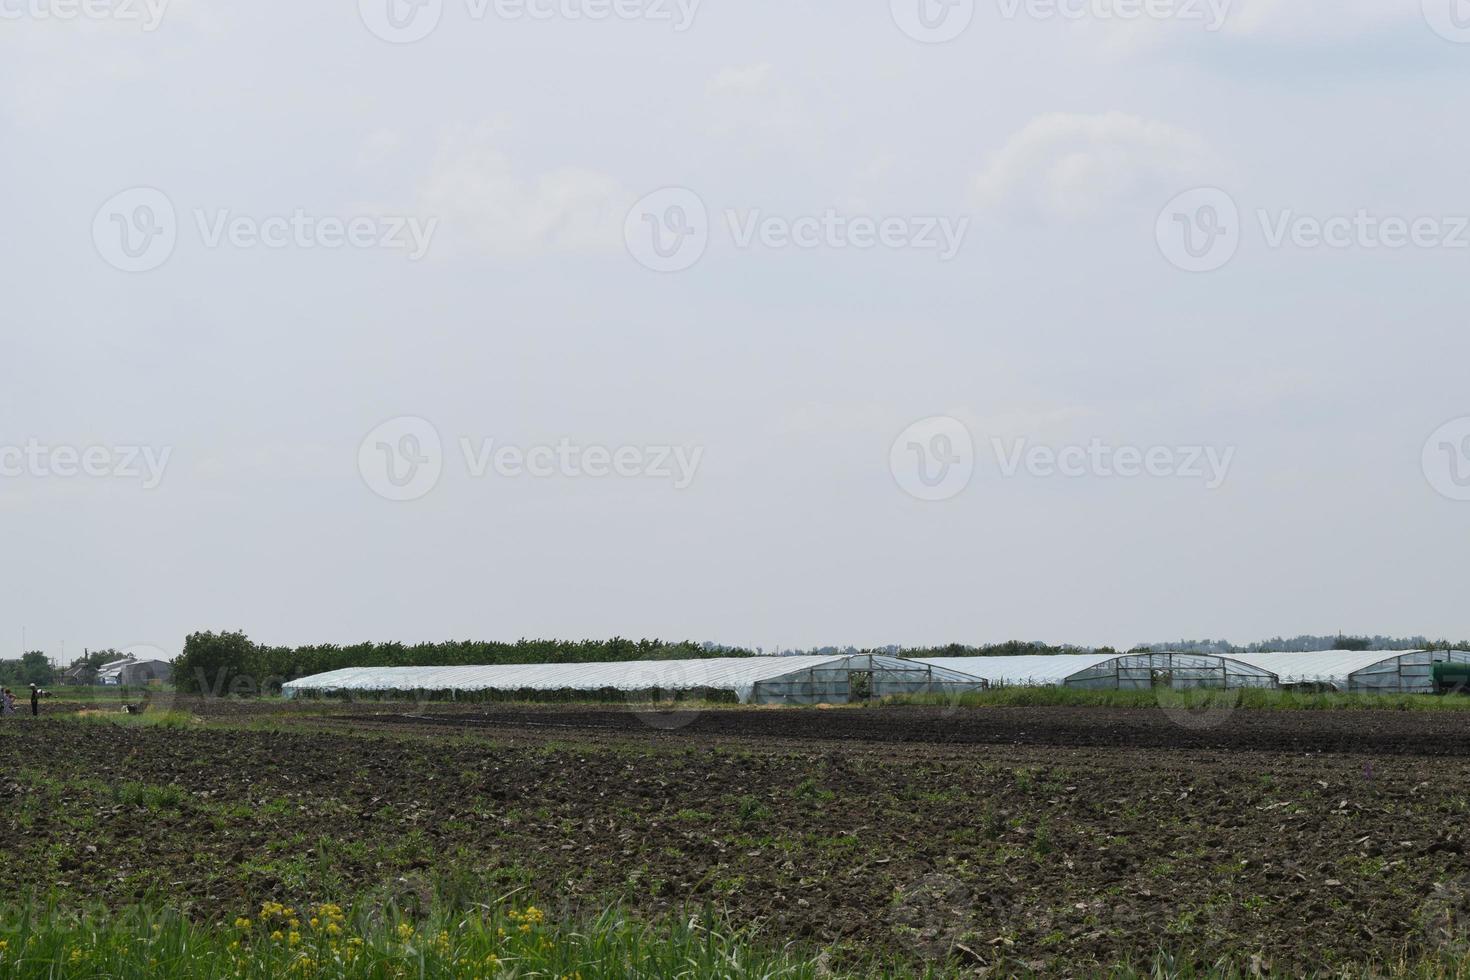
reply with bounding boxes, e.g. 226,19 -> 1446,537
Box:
1231,650 -> 1470,693
283,657 -> 853,703
281,655 -> 986,704
912,653 -> 1279,690
910,655 -> 1125,687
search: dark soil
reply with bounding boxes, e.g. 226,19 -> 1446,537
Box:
4,703 -> 1470,976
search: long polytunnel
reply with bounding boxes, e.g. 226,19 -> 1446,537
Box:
281,654 -> 988,705
911,652 -> 1279,690
1231,650 -> 1470,694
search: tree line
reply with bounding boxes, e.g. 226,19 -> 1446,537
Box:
172,631 -> 758,695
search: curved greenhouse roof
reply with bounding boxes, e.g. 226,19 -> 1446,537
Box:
912,652 -> 1278,690
1230,650 -> 1470,693
911,655 -> 1120,687
282,654 -> 986,705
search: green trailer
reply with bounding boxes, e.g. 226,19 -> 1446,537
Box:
1433,662 -> 1470,695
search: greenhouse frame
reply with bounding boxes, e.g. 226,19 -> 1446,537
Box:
1230,650 -> 1470,694
911,652 -> 1280,690
281,654 -> 987,705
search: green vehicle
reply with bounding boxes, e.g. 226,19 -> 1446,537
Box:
1433,662 -> 1470,695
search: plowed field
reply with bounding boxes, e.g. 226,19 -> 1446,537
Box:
5,702 -> 1470,975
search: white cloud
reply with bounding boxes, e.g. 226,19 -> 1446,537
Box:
703,63 -> 809,144
971,112 -> 1213,222
415,128 -> 632,257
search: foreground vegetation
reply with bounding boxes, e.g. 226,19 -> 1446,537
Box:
0,902 -> 825,979
17,699 -> 1470,976
7,903 -> 1470,979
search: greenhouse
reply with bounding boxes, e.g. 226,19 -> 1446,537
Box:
1231,650 -> 1470,694
281,654 -> 987,705
911,652 -> 1280,690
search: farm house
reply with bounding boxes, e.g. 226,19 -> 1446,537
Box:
281,654 -> 987,705
1230,650 -> 1470,694
910,652 -> 1280,690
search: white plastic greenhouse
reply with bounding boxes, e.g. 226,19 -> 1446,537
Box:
281,654 -> 987,705
1231,650 -> 1470,694
911,652 -> 1280,690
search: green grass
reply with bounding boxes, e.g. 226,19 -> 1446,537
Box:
889,686 -> 1470,711
69,709 -> 200,729
0,902 -> 830,979
6,903 -> 1470,979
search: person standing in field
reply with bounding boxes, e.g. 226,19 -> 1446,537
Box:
29,684 -> 40,717
1,689 -> 14,716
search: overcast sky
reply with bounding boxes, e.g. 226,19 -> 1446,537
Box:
3,0 -> 1469,660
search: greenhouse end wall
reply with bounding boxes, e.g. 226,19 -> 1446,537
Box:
1348,650 -> 1470,694
750,655 -> 986,705
1065,653 -> 1278,691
